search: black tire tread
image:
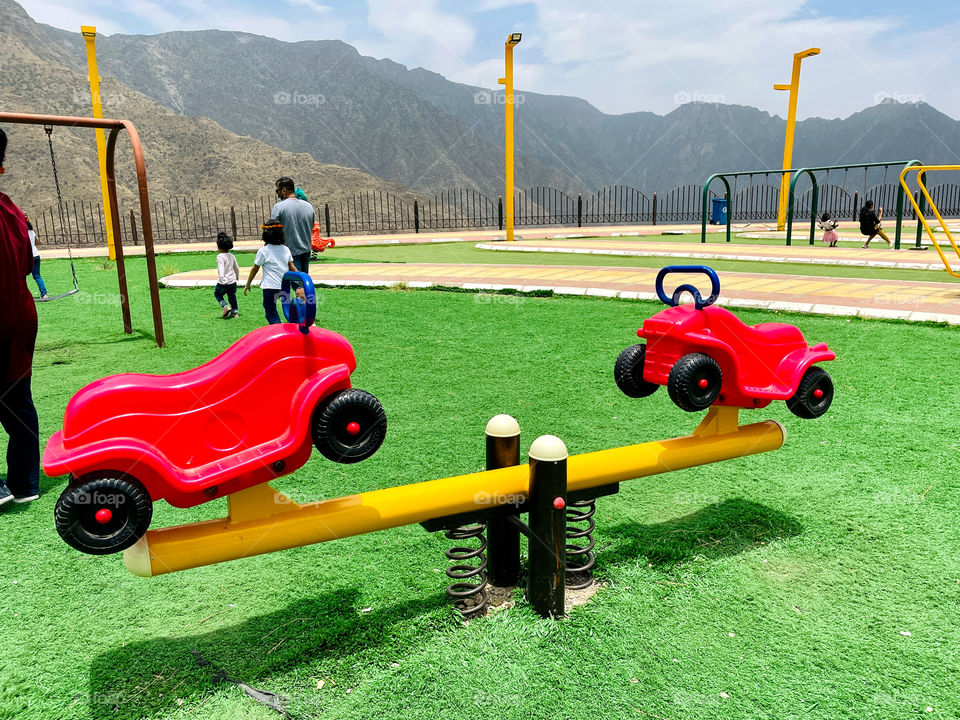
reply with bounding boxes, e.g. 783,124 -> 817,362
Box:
667,353 -> 722,412
614,344 -> 659,398
786,366 -> 834,419
312,388 -> 387,464
54,473 -> 152,555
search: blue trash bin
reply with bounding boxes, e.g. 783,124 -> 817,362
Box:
711,198 -> 728,225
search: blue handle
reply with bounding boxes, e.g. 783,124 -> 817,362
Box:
281,271 -> 317,333
655,266 -> 720,310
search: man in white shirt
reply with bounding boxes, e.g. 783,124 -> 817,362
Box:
272,177 -> 315,273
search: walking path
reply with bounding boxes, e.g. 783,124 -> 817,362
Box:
162,262 -> 960,324
38,223 -> 701,259
474,238 -> 950,270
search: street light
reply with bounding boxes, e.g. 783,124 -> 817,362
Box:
498,33 -> 521,241
774,47 -> 820,231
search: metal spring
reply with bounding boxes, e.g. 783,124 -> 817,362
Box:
565,499 -> 596,589
445,523 -> 488,618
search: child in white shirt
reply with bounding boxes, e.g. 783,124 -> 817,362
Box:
243,218 -> 297,325
214,232 -> 240,318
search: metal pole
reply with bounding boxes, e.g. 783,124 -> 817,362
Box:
916,183 -> 926,249
652,192 -> 657,226
499,33 -> 521,241
577,193 -> 582,228
81,26 -> 116,261
324,202 -> 331,237
413,199 -> 419,233
526,435 -> 567,618
774,48 -> 820,230
485,415 -> 521,587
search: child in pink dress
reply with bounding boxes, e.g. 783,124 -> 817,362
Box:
818,213 -> 840,247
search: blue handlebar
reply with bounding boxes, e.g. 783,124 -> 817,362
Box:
655,266 -> 721,310
281,271 -> 317,333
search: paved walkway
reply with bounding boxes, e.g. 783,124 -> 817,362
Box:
162,262 -> 960,324
37,223 -> 702,260
474,238 -> 950,270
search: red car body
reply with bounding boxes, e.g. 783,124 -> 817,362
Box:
638,304 -> 835,409
43,323 -> 356,508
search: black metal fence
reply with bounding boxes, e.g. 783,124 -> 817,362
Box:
30,182 -> 960,247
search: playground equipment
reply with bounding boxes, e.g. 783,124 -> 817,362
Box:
46,268 -> 828,618
38,126 -> 80,300
901,165 -> 960,277
701,161 -> 922,247
615,266 -> 834,417
0,111 -> 164,346
46,273 -> 387,555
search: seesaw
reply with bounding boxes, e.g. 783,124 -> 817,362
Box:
45,268 -> 834,617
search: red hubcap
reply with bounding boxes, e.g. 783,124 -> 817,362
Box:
697,378 -> 709,389
813,388 -> 824,399
94,508 -> 113,524
346,421 -> 361,436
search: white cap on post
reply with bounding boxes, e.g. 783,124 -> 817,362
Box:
486,414 -> 520,438
529,434 -> 568,462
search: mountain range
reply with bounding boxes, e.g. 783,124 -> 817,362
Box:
2,0 -> 959,213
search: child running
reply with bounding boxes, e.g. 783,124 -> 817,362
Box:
243,218 -> 297,325
26,219 -> 48,301
214,231 -> 240,318
818,212 -> 840,248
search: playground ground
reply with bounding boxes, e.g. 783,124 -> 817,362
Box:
1,239 -> 959,720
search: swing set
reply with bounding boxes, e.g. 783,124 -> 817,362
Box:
701,160 -> 923,248
40,125 -> 80,300
0,112 -> 165,347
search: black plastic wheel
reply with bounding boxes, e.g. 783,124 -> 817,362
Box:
54,473 -> 153,555
614,344 -> 659,398
786,366 -> 834,419
312,388 -> 387,464
667,353 -> 722,412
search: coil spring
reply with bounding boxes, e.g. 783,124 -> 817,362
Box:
565,499 -> 596,589
445,523 -> 488,618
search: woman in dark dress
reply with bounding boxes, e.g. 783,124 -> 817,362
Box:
0,128 -> 41,506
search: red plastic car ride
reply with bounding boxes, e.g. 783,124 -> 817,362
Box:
615,266 -> 835,416
45,272 -> 387,556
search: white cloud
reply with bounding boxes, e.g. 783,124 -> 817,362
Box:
355,0 -> 477,70
442,0 -> 960,119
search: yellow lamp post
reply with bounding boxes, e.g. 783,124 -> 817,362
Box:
81,26 -> 116,261
498,33 -> 522,241
774,47 -> 820,232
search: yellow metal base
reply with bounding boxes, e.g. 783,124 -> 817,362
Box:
123,407 -> 785,577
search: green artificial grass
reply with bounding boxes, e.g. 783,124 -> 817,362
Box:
1,256 -> 959,720
319,241 -> 960,284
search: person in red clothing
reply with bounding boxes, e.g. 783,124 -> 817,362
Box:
0,128 -> 41,507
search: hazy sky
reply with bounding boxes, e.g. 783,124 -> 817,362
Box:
19,0 -> 960,119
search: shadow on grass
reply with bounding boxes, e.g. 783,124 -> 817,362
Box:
85,588 -> 447,720
600,498 -> 803,568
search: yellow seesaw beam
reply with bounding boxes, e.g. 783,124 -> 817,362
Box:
123,407 -> 785,577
